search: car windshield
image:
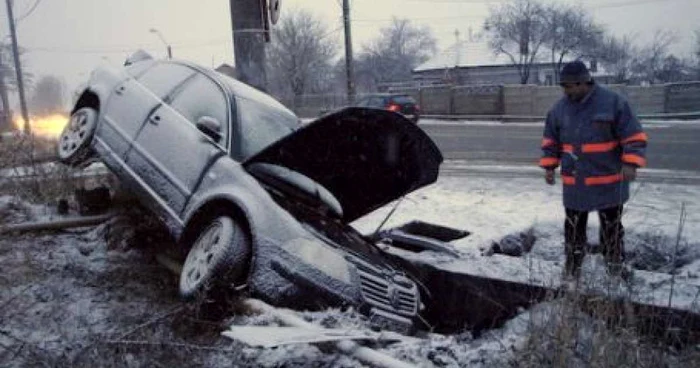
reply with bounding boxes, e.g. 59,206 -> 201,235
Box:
391,96 -> 415,104
236,97 -> 299,159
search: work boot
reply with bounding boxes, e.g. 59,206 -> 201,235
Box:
563,245 -> 585,279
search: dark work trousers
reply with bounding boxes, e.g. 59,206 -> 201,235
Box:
564,205 -> 624,276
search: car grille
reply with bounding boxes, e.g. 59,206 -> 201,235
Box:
355,265 -> 418,317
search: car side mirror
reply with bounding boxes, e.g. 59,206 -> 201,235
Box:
196,116 -> 222,142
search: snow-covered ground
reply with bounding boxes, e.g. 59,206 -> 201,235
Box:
2,168 -> 699,367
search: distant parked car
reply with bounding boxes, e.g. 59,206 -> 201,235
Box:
57,51 -> 445,332
355,94 -> 421,123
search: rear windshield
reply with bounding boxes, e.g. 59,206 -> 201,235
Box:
391,95 -> 416,104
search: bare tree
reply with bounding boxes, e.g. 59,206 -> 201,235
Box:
29,75 -> 65,116
631,30 -> 678,84
354,18 -> 436,92
266,8 -> 338,108
483,0 -> 548,84
656,55 -> 691,83
597,34 -> 638,84
543,3 -> 604,83
0,43 -> 33,131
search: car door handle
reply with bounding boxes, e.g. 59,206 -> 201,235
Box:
149,115 -> 160,125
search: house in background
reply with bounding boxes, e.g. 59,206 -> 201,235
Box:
412,37 -> 612,87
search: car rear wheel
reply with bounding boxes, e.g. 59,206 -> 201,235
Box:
179,215 -> 251,299
57,107 -> 98,166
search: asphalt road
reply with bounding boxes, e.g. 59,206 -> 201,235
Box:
420,119 -> 700,185
420,119 -> 700,183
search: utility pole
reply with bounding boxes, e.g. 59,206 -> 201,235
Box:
342,0 -> 355,105
230,0 -> 267,92
5,0 -> 30,134
0,48 -> 12,132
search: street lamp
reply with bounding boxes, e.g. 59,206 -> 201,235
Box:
149,28 -> 172,59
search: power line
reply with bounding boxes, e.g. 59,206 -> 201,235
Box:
15,0 -> 42,22
22,38 -> 235,54
353,15 -> 485,23
591,0 -> 676,9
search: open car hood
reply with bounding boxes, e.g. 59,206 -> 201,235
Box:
244,107 -> 443,222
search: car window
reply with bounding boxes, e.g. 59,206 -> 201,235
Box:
135,63 -> 195,100
356,98 -> 370,107
369,97 -> 385,107
168,74 -> 229,144
236,97 -> 299,159
391,95 -> 415,104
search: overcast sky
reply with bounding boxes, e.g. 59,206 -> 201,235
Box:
1,0 -> 698,106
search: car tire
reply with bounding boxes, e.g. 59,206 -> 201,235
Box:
179,215 -> 251,299
57,107 -> 98,166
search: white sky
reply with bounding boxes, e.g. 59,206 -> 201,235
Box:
1,0 -> 698,103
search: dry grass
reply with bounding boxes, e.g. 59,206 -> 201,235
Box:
0,133 -> 113,208
515,206 -> 700,368
515,289 -> 700,367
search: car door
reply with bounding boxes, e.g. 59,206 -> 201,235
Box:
126,72 -> 230,217
99,63 -> 195,158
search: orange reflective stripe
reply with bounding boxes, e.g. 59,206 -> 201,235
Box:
541,138 -> 556,148
539,157 -> 559,167
582,141 -> 619,153
621,132 -> 648,144
562,144 -> 574,153
622,154 -> 646,167
562,175 -> 576,185
585,174 -> 623,185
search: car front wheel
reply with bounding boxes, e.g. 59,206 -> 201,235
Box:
57,107 -> 98,166
179,215 -> 251,299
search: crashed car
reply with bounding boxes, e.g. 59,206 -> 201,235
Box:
57,51 -> 444,332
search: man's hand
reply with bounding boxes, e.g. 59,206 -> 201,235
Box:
622,165 -> 637,181
545,169 -> 555,185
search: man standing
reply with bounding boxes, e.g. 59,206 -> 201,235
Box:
540,60 -> 647,280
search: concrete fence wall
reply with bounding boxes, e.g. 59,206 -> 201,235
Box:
666,82 -> 700,113
452,85 -> 503,115
286,81 -> 700,118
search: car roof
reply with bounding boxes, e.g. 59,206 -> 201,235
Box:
158,60 -> 297,119
363,93 -> 412,97
361,93 -> 416,101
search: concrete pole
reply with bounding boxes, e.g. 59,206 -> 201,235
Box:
230,0 -> 267,92
342,0 -> 355,105
5,0 -> 30,134
0,48 -> 12,132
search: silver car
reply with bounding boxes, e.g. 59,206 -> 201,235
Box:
57,51 -> 444,332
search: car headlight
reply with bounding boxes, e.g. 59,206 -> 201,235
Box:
284,238 -> 353,283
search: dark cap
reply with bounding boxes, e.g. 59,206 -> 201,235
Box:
560,60 -> 592,84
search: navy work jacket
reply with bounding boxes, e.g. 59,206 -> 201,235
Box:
539,84 -> 648,211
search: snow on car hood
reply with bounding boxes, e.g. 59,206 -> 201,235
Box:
244,107 -> 443,222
